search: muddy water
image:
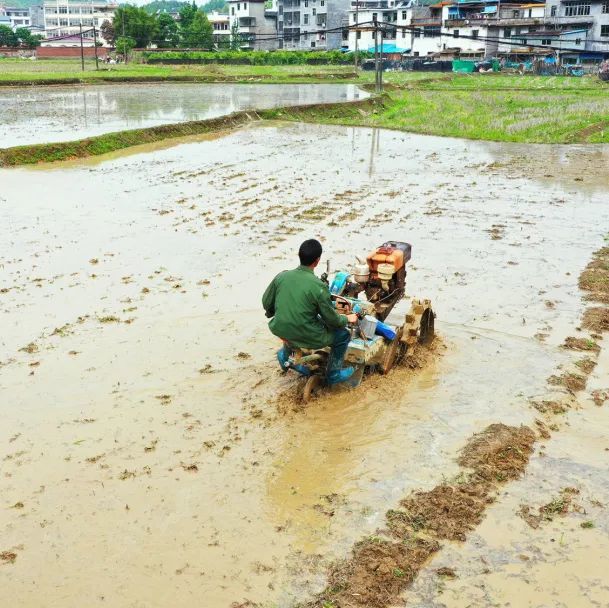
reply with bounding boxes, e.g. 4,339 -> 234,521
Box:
1,124 -> 608,607
0,83 -> 366,147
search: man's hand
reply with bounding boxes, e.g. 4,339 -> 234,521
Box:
346,313 -> 358,324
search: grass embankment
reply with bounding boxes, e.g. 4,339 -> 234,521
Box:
267,76 -> 609,143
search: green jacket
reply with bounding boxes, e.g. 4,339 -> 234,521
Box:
262,265 -> 347,349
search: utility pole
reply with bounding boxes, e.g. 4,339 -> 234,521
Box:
379,24 -> 384,92
354,0 -> 359,71
93,25 -> 99,70
374,15 -> 379,92
79,23 -> 85,71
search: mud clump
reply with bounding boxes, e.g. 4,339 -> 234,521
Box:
563,336 -> 600,353
393,482 -> 491,542
548,372 -> 587,393
1,551 -> 17,564
519,488 -> 582,529
316,537 -> 440,608
457,423 -> 536,483
582,307 -> 609,333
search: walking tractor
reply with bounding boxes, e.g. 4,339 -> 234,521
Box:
282,241 -> 435,402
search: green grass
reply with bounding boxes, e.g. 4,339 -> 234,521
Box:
0,58 -> 363,84
265,86 -> 609,144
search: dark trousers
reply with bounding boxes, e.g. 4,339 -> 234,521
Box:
327,328 -> 351,375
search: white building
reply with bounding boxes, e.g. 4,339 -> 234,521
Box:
0,6 -> 31,28
228,0 -> 277,50
43,0 -> 117,42
208,10 -> 231,47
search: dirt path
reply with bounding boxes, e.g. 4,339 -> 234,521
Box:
1,123 -> 608,607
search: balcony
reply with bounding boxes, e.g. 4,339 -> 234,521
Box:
546,14 -> 595,25
238,16 -> 256,26
411,17 -> 441,26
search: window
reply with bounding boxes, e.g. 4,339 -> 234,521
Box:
512,9 -> 519,17
471,29 -> 479,39
353,13 -> 357,22
402,30 -> 406,37
231,6 -> 234,15
414,28 -> 420,38
59,18 -> 68,25
602,24 -> 609,37
372,12 -> 377,21
541,38 -> 552,44
312,7 -> 316,14
603,2 -> 609,13
453,29 -> 459,38
321,0 -> 324,5
414,51 -> 419,56
59,6 -> 67,13
304,13 -> 309,23
304,0 -> 308,5
564,2 -> 590,16
504,27 -> 511,37
243,2 -> 247,8
311,41 -> 315,47
551,5 -> 557,16
519,38 -> 527,44
423,26 -> 440,37
237,3 -> 240,9
401,10 -> 406,19
357,30 -> 361,39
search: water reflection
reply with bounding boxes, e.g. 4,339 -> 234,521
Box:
0,83 -> 367,148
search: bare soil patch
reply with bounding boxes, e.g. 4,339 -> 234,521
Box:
457,423 -> 536,483
582,307 -> 609,333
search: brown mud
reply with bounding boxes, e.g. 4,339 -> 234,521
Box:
2,123 -> 609,607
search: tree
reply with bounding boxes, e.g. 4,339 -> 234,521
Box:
100,19 -> 115,45
142,0 -> 189,14
115,36 -> 136,57
113,5 -> 159,48
229,22 -> 241,50
0,25 -> 18,47
178,1 -> 198,29
201,0 -> 228,13
180,9 -> 213,48
157,12 -> 179,48
15,27 -> 42,48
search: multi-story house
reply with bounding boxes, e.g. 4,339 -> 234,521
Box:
228,0 -> 277,50
208,10 -> 231,47
347,0 -> 400,53
43,0 -> 117,42
545,0 -> 609,52
277,0 -> 350,50
0,5 -> 31,28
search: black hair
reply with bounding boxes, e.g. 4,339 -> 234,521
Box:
299,239 -> 323,266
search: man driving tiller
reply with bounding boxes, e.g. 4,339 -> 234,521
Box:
262,239 -> 358,385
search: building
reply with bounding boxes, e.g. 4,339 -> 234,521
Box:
228,0 -> 277,50
545,0 -> 609,53
0,5 -> 32,29
277,0 -> 350,50
42,0 -> 117,43
208,10 -> 231,47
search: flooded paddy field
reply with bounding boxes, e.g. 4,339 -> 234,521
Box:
0,83 -> 366,147
1,122 -> 609,608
